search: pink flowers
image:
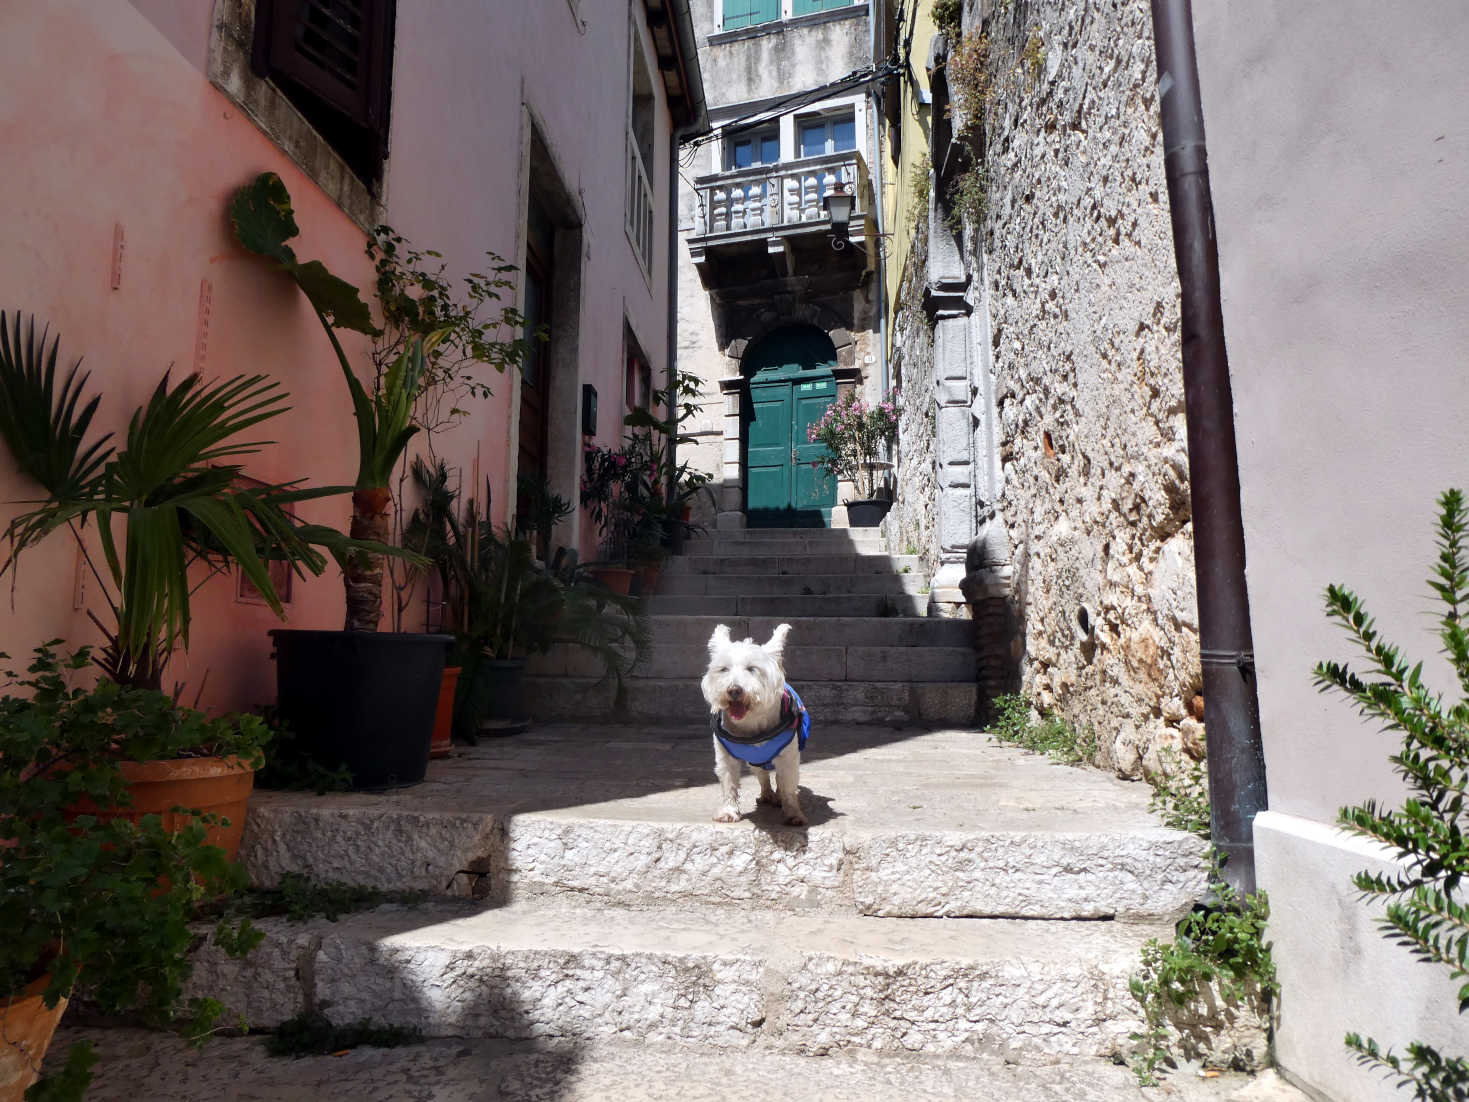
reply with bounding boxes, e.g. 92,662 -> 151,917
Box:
805,390 -> 901,500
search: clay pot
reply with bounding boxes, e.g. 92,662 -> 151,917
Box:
635,563 -> 661,597
0,974 -> 69,1102
586,565 -> 634,595
431,666 -> 462,759
71,757 -> 256,862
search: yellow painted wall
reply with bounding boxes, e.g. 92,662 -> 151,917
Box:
881,0 -> 936,357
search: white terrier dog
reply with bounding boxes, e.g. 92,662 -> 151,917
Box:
701,623 -> 810,826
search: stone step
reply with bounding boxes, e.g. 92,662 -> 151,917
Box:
522,677 -> 976,725
643,593 -> 929,617
663,552 -> 925,576
683,534 -> 888,557
241,725 -> 1207,919
49,1027 -> 1304,1101
708,526 -> 890,541
529,642 -> 975,682
642,614 -> 977,648
655,572 -> 929,597
187,895 -> 1173,1061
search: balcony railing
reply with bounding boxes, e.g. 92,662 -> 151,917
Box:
691,150 -> 871,238
626,130 -> 654,274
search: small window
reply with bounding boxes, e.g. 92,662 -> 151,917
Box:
792,0 -> 854,14
797,111 -> 857,158
725,127 -> 780,170
251,0 -> 397,188
722,0 -> 779,30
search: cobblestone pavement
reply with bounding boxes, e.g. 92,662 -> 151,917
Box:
53,1028 -> 1310,1102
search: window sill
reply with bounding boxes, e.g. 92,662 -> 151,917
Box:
209,0 -> 383,231
709,3 -> 868,47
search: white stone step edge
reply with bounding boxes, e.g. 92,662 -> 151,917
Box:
187,898 -> 1174,1062
240,806 -> 1209,920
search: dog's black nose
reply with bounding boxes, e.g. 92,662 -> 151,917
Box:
728,685 -> 744,700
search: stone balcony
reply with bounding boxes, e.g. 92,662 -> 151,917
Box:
687,150 -> 875,293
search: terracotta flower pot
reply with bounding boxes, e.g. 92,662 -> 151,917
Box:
431,666 -> 462,759
635,563 -> 661,596
71,757 -> 256,862
586,565 -> 634,595
0,974 -> 69,1102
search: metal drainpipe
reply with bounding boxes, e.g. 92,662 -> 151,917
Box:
1149,0 -> 1267,896
868,1 -> 889,397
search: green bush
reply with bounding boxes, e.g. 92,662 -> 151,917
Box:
1315,489 -> 1469,1100
989,692 -> 1097,764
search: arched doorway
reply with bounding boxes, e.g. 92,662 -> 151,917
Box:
742,325 -> 839,528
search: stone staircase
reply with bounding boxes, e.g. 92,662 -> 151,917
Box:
55,526 -> 1279,1097
526,526 -> 980,727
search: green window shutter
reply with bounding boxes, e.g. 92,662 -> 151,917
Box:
792,0 -> 853,15
723,0 -> 779,29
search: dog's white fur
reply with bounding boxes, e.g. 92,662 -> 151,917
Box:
701,622 -> 805,826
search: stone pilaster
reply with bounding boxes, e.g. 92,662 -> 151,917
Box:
716,375 -> 746,530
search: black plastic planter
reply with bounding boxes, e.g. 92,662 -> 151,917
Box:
270,629 -> 453,789
845,498 -> 892,528
454,654 -> 531,740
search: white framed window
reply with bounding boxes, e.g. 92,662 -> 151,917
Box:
717,0 -> 857,32
796,110 -> 857,158
626,16 -> 656,277
724,126 -> 780,170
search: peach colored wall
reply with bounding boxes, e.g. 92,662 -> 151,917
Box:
1,0 -> 679,711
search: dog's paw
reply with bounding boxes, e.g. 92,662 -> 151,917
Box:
712,807 -> 741,823
783,810 -> 808,827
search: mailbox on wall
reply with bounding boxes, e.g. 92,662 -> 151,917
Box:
581,384 -> 597,437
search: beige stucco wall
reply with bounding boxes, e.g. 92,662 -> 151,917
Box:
0,0 -> 681,709
1194,3 -> 1469,1097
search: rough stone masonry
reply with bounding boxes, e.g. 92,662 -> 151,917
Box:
891,0 -> 1201,779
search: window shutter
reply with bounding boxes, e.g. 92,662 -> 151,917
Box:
253,0 -> 395,181
792,0 -> 853,14
722,0 -> 779,30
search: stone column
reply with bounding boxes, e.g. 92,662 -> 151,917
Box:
716,375 -> 746,530
925,189 -> 976,614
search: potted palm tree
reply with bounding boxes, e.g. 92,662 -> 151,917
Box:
0,311 -> 359,848
231,173 -> 456,789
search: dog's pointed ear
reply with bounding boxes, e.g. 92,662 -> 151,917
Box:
763,622 -> 792,660
707,624 -> 732,656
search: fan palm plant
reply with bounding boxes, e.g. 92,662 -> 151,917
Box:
0,312 -> 358,689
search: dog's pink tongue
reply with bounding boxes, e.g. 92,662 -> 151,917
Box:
728,702 -> 748,720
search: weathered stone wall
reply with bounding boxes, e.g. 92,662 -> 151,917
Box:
985,0 -> 1198,777
886,226 -> 938,565
903,0 -> 1200,777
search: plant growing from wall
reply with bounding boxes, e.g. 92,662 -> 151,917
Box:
945,30 -> 992,136
1314,488 -> 1469,1101
946,160 -> 989,232
908,154 -> 932,233
989,692 -> 1098,764
1022,29 -> 1046,82
1129,877 -> 1277,1084
932,0 -> 961,38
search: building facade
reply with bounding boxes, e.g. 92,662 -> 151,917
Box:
0,0 -> 703,710
676,0 -> 892,531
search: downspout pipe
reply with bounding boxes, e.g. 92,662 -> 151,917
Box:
1149,0 -> 1267,896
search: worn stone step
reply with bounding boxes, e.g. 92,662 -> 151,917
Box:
683,534 -> 887,557
644,593 -> 929,617
48,1027 -> 1305,1102
641,614 -> 977,648
707,526 -> 890,542
523,676 -> 976,725
187,896 -> 1172,1061
529,643 -> 975,682
241,725 -> 1207,919
656,572 -> 929,597
664,553 -> 925,576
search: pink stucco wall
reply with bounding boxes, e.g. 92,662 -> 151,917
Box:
0,0 -> 678,712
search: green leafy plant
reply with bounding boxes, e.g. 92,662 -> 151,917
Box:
1022,29 -> 1046,81
907,155 -> 932,233
946,160 -> 988,232
1150,749 -> 1211,839
213,873 -> 426,925
806,390 -> 900,502
1,644 -> 266,1099
989,692 -> 1098,764
932,0 -> 962,38
229,172 -> 427,633
1129,877 -> 1277,1084
265,1011 -> 423,1058
944,30 -> 992,131
0,313 -> 352,689
1314,488 -> 1469,1101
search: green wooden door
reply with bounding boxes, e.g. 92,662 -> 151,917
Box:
743,328 -> 838,527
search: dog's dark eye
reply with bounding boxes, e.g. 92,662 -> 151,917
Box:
747,666 -> 758,673
715,666 -> 728,673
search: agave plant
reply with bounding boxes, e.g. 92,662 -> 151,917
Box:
230,171 -> 433,632
0,312 -> 360,689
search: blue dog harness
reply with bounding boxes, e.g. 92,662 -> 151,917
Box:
711,684 -> 810,771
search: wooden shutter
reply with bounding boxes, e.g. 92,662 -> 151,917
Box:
253,0 -> 395,180
792,0 -> 853,14
722,0 -> 779,30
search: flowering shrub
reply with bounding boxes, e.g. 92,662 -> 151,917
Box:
806,391 -> 900,500
580,439 -> 661,561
